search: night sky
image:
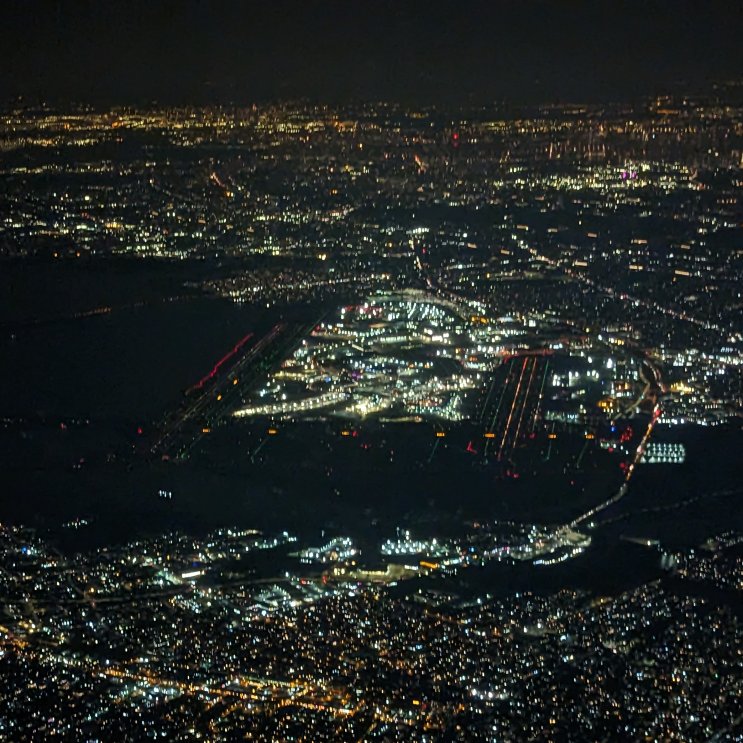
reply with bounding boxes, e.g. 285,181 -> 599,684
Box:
2,0 -> 742,105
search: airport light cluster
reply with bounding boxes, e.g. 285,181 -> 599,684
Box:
234,290 -> 501,422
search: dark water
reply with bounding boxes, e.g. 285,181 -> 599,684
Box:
440,537 -> 665,599
0,260 -> 276,542
600,424 -> 743,546
0,297 -> 270,418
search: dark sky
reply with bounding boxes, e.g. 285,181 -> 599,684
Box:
2,1 -> 741,105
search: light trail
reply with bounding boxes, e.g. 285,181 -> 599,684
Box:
508,357 -> 539,459
189,331 -> 255,392
571,403 -> 662,527
531,360 -> 550,433
497,357 -> 529,460
483,358 -> 516,459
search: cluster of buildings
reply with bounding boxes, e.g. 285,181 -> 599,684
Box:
1,521 -> 740,740
229,289 -> 652,434
235,291 -> 492,422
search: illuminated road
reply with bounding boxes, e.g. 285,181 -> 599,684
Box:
481,355 -> 549,463
498,358 -> 529,459
520,242 -> 726,335
571,403 -> 663,527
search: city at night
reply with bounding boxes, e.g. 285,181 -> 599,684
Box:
0,2 -> 741,740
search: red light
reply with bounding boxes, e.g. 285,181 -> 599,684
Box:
190,332 -> 254,392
